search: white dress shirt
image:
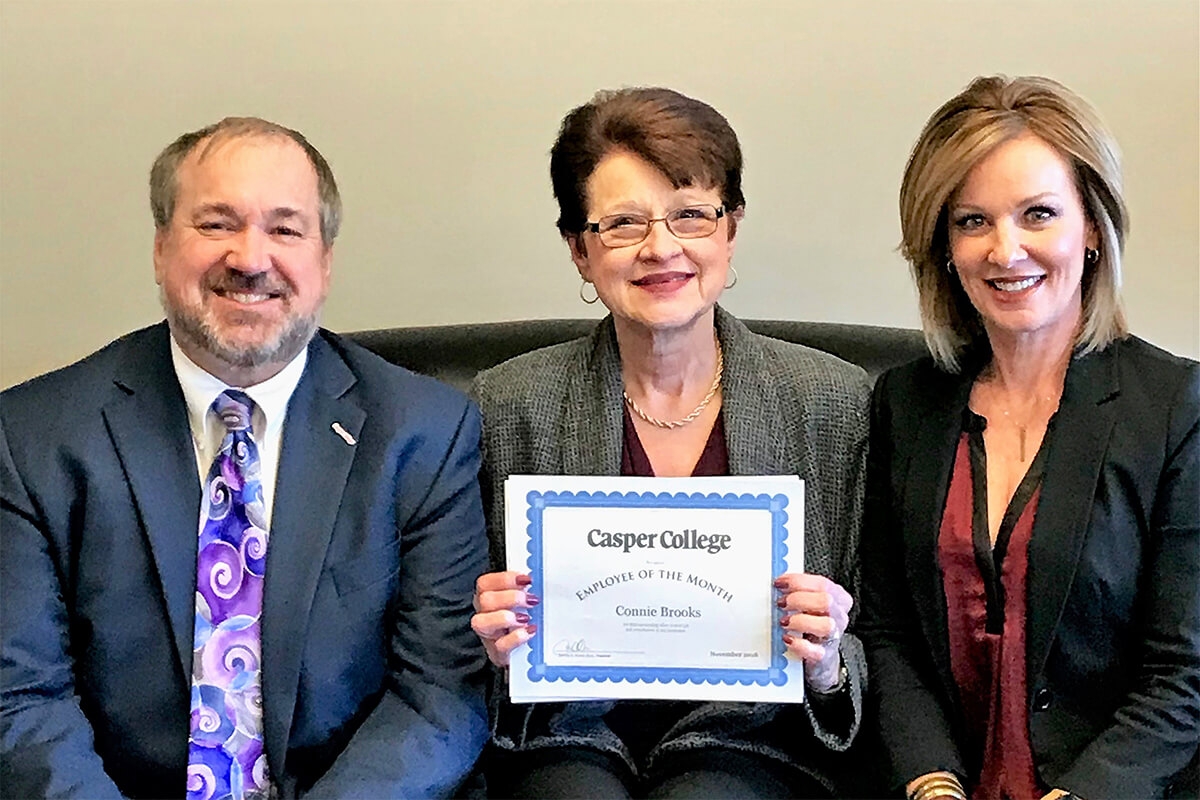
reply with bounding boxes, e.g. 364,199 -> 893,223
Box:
170,337 -> 307,528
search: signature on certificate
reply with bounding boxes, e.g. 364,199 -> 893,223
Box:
552,639 -> 643,658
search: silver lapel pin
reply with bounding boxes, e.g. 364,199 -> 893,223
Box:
331,422 -> 357,446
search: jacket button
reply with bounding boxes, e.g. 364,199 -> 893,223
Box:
1033,688 -> 1052,711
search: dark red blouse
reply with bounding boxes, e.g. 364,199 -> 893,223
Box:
620,405 -> 729,477
938,416 -> 1046,800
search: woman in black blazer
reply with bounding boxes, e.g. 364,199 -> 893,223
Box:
857,75 -> 1199,800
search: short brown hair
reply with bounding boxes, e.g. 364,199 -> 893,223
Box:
150,116 -> 342,245
550,87 -> 745,237
898,75 -> 1128,371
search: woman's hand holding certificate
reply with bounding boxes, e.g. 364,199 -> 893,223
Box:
472,571 -> 539,667
775,572 -> 853,693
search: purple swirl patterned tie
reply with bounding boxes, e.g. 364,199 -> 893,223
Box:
187,390 -> 271,800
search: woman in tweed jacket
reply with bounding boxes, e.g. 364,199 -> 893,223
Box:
469,88 -> 870,797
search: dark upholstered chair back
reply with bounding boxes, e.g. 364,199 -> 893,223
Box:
344,319 -> 928,391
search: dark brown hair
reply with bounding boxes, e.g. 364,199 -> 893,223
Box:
550,87 -> 744,236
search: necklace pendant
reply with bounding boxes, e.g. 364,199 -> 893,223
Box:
1018,426 -> 1026,462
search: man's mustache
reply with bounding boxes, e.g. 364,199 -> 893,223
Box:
205,269 -> 290,297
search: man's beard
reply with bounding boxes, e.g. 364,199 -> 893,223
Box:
161,272 -> 320,370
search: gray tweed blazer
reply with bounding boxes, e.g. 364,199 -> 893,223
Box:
470,306 -> 871,782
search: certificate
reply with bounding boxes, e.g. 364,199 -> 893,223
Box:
504,475 -> 805,703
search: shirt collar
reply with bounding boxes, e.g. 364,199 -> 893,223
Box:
169,335 -> 308,439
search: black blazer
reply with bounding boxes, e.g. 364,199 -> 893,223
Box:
857,336 -> 1199,798
0,324 -> 490,798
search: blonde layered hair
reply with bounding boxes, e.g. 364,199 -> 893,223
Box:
899,75 -> 1128,372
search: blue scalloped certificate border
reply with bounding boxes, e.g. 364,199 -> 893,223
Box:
523,490 -> 790,687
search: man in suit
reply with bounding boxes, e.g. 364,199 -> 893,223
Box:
0,117 -> 489,797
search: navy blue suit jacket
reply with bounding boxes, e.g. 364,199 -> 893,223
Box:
0,323 -> 489,797
857,336 -> 1200,798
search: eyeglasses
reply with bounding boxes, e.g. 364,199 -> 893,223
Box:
586,204 -> 725,248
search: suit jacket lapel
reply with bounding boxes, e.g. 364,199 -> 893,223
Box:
260,334 -> 364,778
101,324 -> 201,677
560,318 -> 623,476
717,308 -> 791,475
902,369 -> 972,705
1026,346 -> 1119,679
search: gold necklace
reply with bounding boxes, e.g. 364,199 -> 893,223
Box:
623,340 -> 724,430
999,394 -> 1058,462
977,354 -> 1068,462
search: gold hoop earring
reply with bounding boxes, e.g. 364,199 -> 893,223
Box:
579,280 -> 599,305
724,266 -> 738,290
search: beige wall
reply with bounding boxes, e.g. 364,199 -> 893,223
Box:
2,0 -> 1196,389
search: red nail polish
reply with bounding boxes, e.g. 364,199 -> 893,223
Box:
515,574 -> 533,587
773,578 -> 788,589
783,634 -> 795,646
524,593 -> 541,607
779,615 -> 791,627
775,597 -> 787,608
526,624 -> 538,635
514,612 -> 531,624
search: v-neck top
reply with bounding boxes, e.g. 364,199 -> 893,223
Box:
620,405 -> 729,477
937,411 -> 1052,799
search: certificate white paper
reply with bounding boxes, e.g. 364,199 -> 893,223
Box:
504,475 -> 805,703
